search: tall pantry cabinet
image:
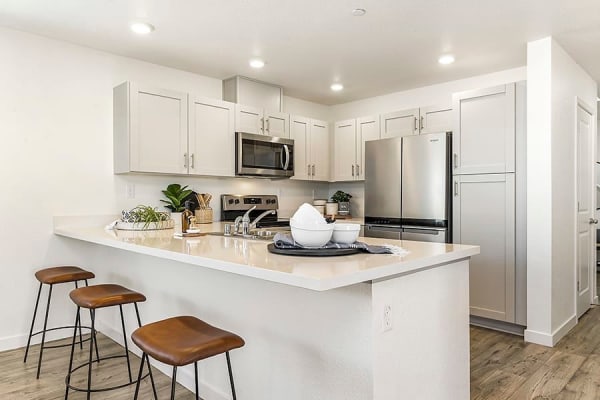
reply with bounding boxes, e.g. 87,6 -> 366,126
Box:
452,82 -> 527,327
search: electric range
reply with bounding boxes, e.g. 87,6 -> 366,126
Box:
220,194 -> 290,228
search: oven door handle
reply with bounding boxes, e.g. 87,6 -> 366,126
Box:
282,144 -> 290,171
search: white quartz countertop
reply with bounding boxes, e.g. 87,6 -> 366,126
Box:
54,216 -> 479,291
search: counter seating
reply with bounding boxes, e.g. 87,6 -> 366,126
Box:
24,266 -> 96,379
65,284 -> 157,400
132,316 -> 245,400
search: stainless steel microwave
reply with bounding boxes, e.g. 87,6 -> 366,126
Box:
235,132 -> 294,177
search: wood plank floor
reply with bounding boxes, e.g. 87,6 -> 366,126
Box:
3,306 -> 600,399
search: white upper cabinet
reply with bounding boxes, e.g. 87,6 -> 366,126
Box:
264,111 -> 290,138
234,105 -> 290,138
235,104 -> 264,135
356,116 -> 380,180
114,82 -> 188,174
334,119 -> 357,181
380,108 -> 419,138
420,104 -> 453,135
291,117 -> 329,181
310,120 -> 330,181
188,96 -> 235,177
453,84 -> 516,175
114,82 -> 235,177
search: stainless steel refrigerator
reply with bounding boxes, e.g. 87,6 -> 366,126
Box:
364,132 -> 452,243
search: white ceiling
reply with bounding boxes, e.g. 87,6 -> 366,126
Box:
1,0 -> 599,105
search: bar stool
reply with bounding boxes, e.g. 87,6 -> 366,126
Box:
132,316 -> 245,400
24,266 -> 96,378
65,284 -> 157,400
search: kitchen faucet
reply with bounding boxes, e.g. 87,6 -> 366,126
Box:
233,205 -> 256,235
249,210 -> 276,229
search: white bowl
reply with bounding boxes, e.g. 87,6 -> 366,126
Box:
331,223 -> 360,244
290,222 -> 334,247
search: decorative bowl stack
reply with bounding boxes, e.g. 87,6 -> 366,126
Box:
290,203 -> 333,247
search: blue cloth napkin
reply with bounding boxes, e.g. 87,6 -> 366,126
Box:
273,233 -> 407,255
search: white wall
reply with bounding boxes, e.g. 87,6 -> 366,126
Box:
0,26 -> 330,350
525,37 -> 598,346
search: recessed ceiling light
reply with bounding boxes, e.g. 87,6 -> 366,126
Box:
352,8 -> 367,16
130,22 -> 155,35
438,54 -> 455,65
249,59 -> 265,69
330,83 -> 344,92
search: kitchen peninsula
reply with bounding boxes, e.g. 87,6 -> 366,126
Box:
54,216 -> 479,400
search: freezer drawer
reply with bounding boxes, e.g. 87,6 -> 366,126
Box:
402,227 -> 447,243
364,225 -> 402,240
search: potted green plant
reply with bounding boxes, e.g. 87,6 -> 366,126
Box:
118,205 -> 172,230
161,184 -> 193,233
330,190 -> 352,216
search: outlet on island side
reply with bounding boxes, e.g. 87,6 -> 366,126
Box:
126,183 -> 136,199
383,304 -> 392,332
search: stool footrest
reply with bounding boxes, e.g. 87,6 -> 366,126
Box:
65,354 -> 149,393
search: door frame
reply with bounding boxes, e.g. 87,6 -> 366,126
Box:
574,96 -> 596,316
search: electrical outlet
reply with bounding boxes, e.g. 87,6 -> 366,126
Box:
383,304 -> 393,332
126,183 -> 136,199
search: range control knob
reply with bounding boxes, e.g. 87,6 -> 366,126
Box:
234,199 -> 240,204
228,199 -> 234,204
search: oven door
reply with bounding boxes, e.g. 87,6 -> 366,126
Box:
236,132 -> 294,177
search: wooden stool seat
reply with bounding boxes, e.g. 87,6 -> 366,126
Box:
35,266 -> 95,285
70,284 -> 146,309
132,316 -> 245,366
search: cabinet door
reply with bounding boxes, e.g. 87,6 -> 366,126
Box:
290,116 -> 310,180
235,104 -> 263,135
453,84 -> 515,174
453,173 -> 515,323
380,109 -> 419,138
334,120 -> 357,181
129,84 -> 188,174
356,116 -> 380,180
420,104 -> 452,135
188,97 -> 235,177
310,120 -> 330,181
265,111 -> 290,138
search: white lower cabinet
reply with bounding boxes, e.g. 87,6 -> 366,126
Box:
188,96 -> 235,176
453,173 -> 516,323
290,116 -> 329,181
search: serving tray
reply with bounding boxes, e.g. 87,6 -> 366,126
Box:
267,244 -> 360,257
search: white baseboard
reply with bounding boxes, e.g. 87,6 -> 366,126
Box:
0,329 -> 73,353
96,321 -> 229,400
594,295 -> 599,305
524,314 -> 577,347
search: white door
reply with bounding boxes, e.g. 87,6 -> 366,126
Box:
334,120 -> 357,181
188,97 -> 235,177
420,104 -> 453,135
235,104 -> 263,135
290,116 -> 310,180
576,102 -> 595,317
356,116 -> 380,180
310,120 -> 329,181
264,111 -> 290,138
380,109 -> 419,138
129,85 -> 188,174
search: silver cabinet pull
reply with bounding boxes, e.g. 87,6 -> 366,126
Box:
454,181 -> 459,196
420,116 -> 424,131
260,117 -> 264,134
352,164 -> 355,176
307,164 -> 311,176
190,153 -> 195,169
453,153 -> 458,169
356,164 -> 360,176
184,153 -> 188,169
312,164 -> 315,176
589,218 -> 598,224
414,117 -> 418,131
265,118 -> 270,134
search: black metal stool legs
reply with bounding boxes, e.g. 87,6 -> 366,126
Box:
226,351 -> 238,400
36,283 -> 53,379
195,362 -> 199,400
119,305 -> 133,382
23,282 -> 42,364
65,307 -> 81,400
171,366 -> 178,400
135,303 -> 158,399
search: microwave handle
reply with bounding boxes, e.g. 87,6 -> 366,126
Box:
283,144 -> 290,171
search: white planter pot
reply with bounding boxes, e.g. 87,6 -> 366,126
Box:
171,212 -> 183,234
325,202 -> 338,216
